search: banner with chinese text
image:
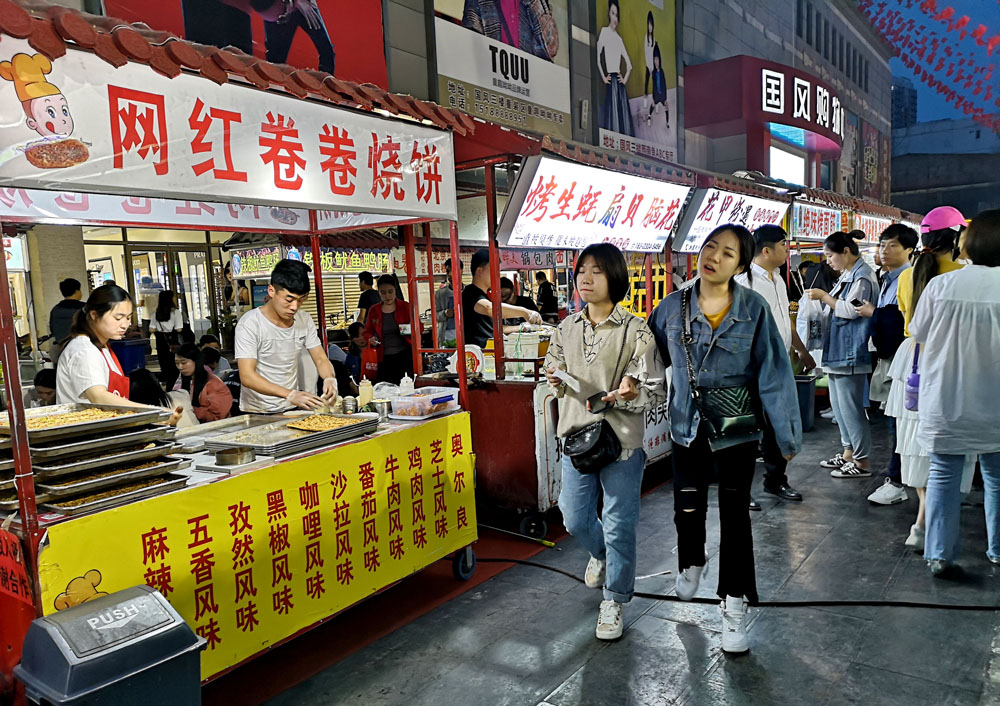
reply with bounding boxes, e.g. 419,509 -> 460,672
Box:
791,203 -> 843,241
595,0 -> 679,163
673,189 -> 789,253
499,249 -> 569,271
287,247 -> 392,275
852,213 -> 892,243
0,39 -> 456,220
434,0 -> 571,139
497,155 -> 691,253
38,415 -> 477,679
103,0 -> 387,89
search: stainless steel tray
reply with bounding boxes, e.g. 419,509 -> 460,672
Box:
33,442 -> 183,481
175,414 -> 288,441
0,489 -> 52,511
29,425 -> 176,462
0,403 -> 170,442
0,477 -> 12,492
205,414 -> 379,456
39,474 -> 188,517
0,457 -> 13,473
37,457 -> 191,498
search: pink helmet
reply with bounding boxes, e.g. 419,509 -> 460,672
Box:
920,206 -> 966,233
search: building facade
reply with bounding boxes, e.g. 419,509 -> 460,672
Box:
891,76 -> 918,129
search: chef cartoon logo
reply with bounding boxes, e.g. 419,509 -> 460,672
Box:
0,52 -> 89,169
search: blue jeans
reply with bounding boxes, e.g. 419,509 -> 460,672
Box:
559,450 -> 646,603
828,373 -> 871,461
925,452 -> 1000,563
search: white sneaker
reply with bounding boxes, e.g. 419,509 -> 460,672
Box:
867,479 -> 908,505
720,595 -> 749,654
820,453 -> 847,469
595,599 -> 624,640
905,524 -> 925,551
584,556 -> 606,589
830,461 -> 872,478
819,407 -> 834,419
675,559 -> 708,601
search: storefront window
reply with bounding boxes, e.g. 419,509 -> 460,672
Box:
84,242 -> 127,290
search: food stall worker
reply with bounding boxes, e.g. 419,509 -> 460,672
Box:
235,260 -> 337,412
24,368 -> 56,407
463,248 -> 543,348
363,274 -> 419,385
56,285 -> 182,421
500,276 -> 540,331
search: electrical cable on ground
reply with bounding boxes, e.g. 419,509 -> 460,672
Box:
474,557 -> 1000,611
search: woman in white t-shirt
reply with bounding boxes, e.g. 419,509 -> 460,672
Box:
597,0 -> 634,136
149,290 -> 184,384
56,285 -> 180,424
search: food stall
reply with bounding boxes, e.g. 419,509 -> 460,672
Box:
0,0 -> 477,689
404,124 -> 696,537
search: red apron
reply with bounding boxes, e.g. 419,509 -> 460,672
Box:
104,347 -> 130,399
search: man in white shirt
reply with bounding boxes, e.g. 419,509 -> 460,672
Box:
235,260 -> 337,413
735,225 -> 815,505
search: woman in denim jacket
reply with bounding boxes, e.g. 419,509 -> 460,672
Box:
806,232 -> 879,478
649,224 -> 801,655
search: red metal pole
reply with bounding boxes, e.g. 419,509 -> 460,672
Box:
485,165 -> 505,380
402,225 -> 422,376
450,221 -> 469,408
423,223 -> 439,351
644,254 -> 653,318
0,230 -> 41,614
309,230 -> 327,354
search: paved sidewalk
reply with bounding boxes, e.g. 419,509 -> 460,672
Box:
267,417 -> 1000,706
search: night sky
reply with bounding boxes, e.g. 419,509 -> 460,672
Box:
886,0 -> 1000,122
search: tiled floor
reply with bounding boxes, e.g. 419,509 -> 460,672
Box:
266,416 -> 1000,706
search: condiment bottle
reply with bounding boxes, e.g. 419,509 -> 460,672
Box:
358,379 -> 373,407
399,374 -> 415,396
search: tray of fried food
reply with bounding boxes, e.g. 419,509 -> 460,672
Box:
0,404 -> 170,442
206,414 -> 379,455
32,441 -> 182,481
36,457 -> 191,498
39,474 -> 188,517
286,414 -> 366,432
0,487 -> 52,512
29,425 -> 176,462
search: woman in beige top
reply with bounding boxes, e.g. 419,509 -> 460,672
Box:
544,243 -> 664,642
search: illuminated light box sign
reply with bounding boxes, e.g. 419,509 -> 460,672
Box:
792,203 -> 842,241
497,155 -> 691,254
673,189 -> 789,254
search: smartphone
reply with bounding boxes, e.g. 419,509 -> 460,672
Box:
850,298 -> 864,307
587,391 -> 612,414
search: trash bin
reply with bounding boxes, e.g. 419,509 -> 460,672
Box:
15,585 -> 206,706
109,339 -> 148,374
795,374 -> 816,432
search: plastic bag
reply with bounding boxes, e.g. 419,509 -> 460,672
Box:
796,295 -> 827,353
360,347 -> 379,380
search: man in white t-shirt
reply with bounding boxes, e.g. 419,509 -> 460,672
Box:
735,225 -> 816,505
235,260 -> 337,413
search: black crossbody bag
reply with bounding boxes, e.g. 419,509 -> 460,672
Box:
562,318 -> 634,474
681,288 -> 762,452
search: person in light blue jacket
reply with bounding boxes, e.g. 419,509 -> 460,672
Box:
648,224 -> 801,655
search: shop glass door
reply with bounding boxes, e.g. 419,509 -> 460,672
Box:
172,248 -> 214,341
129,248 -> 170,331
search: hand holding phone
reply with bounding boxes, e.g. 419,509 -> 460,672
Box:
587,391 -> 613,414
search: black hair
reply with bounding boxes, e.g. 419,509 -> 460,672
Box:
271,259 -> 311,296
879,224 -> 919,251
348,321 -> 365,339
911,226 -> 964,313
575,243 -> 630,304
199,334 -> 220,347
59,278 -> 81,298
69,284 -> 133,348
753,224 -> 787,255
647,10 -> 653,29
535,270 -> 547,282
155,290 -> 175,323
33,368 -> 56,388
443,258 -> 463,272
653,43 -> 661,64
201,347 -> 222,367
376,274 -> 396,290
824,231 -> 864,257
471,248 -> 490,277
358,271 -> 374,287
609,0 -> 619,18
499,277 -> 515,290
702,224 -> 755,287
964,209 -> 1000,267
128,368 -> 169,408
175,342 -> 209,407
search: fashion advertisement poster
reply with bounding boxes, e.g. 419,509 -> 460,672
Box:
861,120 -> 880,200
594,0 -> 678,163
434,0 -> 572,138
838,111 -> 859,196
102,0 -> 388,88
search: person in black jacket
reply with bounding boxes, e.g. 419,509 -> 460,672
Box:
536,271 -> 559,323
855,224 -> 918,506
49,277 -> 85,365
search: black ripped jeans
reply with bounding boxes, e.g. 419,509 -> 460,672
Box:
672,429 -> 759,604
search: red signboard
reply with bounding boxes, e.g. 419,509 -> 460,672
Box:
103,0 -> 388,89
